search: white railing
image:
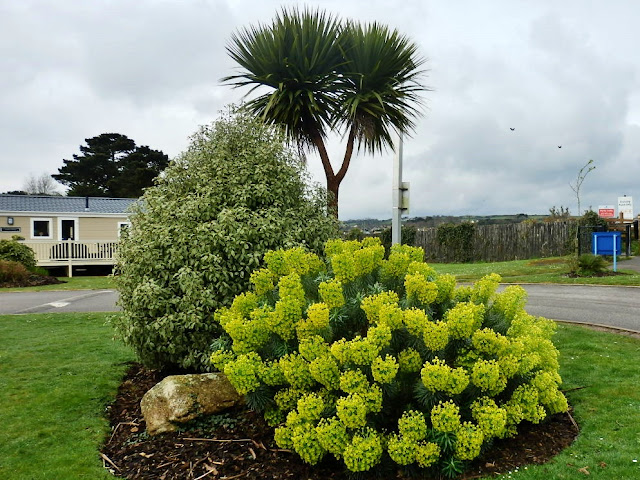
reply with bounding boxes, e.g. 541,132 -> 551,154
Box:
23,240 -> 119,270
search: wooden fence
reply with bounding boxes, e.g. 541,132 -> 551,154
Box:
414,222 -> 575,263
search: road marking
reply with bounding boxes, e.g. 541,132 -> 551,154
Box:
48,302 -> 70,308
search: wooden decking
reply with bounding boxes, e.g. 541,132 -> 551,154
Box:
24,240 -> 119,276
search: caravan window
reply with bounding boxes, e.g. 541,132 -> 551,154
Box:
31,218 -> 53,239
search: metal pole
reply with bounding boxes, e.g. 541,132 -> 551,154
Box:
392,132 -> 403,245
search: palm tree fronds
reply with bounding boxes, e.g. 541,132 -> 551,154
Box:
335,21 -> 429,153
222,8 -> 429,216
222,7 -> 345,148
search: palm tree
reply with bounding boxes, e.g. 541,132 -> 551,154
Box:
223,8 -> 427,217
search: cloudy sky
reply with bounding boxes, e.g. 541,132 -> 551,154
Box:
1,0 -> 639,220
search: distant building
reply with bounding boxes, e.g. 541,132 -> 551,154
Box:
0,194 -> 137,275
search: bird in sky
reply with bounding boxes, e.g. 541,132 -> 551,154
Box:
510,127 -> 515,131
558,145 -> 562,148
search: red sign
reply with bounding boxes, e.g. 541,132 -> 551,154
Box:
598,208 -> 615,218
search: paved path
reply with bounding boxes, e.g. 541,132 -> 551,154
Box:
617,254 -> 640,273
1,284 -> 639,333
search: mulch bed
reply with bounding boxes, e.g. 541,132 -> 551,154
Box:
565,271 -> 627,278
101,364 -> 579,480
0,273 -> 65,288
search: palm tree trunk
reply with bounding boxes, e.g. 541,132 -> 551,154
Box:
336,124 -> 356,185
310,132 -> 340,218
310,125 -> 356,218
329,125 -> 357,218
327,177 -> 339,217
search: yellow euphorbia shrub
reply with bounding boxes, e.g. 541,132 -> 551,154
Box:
211,238 -> 568,477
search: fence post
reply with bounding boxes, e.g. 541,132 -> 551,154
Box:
577,226 -> 582,256
67,239 -> 73,278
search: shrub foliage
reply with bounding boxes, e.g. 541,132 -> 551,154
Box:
114,109 -> 338,371
213,238 -> 568,477
436,222 -> 475,263
380,225 -> 417,256
568,253 -> 609,277
0,238 -> 37,271
0,260 -> 31,284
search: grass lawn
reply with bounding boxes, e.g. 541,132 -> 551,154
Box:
4,256 -> 640,293
1,313 -> 640,479
431,257 -> 640,285
491,324 -> 640,480
1,275 -> 116,292
0,312 -> 133,479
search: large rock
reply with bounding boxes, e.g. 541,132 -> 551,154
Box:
141,373 -> 243,435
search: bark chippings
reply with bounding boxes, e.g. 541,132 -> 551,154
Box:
101,363 -> 578,480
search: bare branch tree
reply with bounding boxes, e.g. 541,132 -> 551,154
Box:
23,173 -> 63,195
569,159 -> 595,216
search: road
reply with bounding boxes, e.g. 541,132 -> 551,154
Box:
0,290 -> 119,315
0,285 -> 639,333
510,284 -> 640,332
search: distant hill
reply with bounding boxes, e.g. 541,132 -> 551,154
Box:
341,214 -> 548,234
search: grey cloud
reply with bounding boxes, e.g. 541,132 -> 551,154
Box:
1,0 -> 639,218
76,2 -> 235,104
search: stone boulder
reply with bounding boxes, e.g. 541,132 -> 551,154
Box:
141,373 -> 243,435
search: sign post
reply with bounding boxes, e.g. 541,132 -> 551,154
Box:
592,231 -> 621,271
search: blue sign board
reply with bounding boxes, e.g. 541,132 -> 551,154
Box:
592,232 -> 621,256
592,231 -> 621,272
